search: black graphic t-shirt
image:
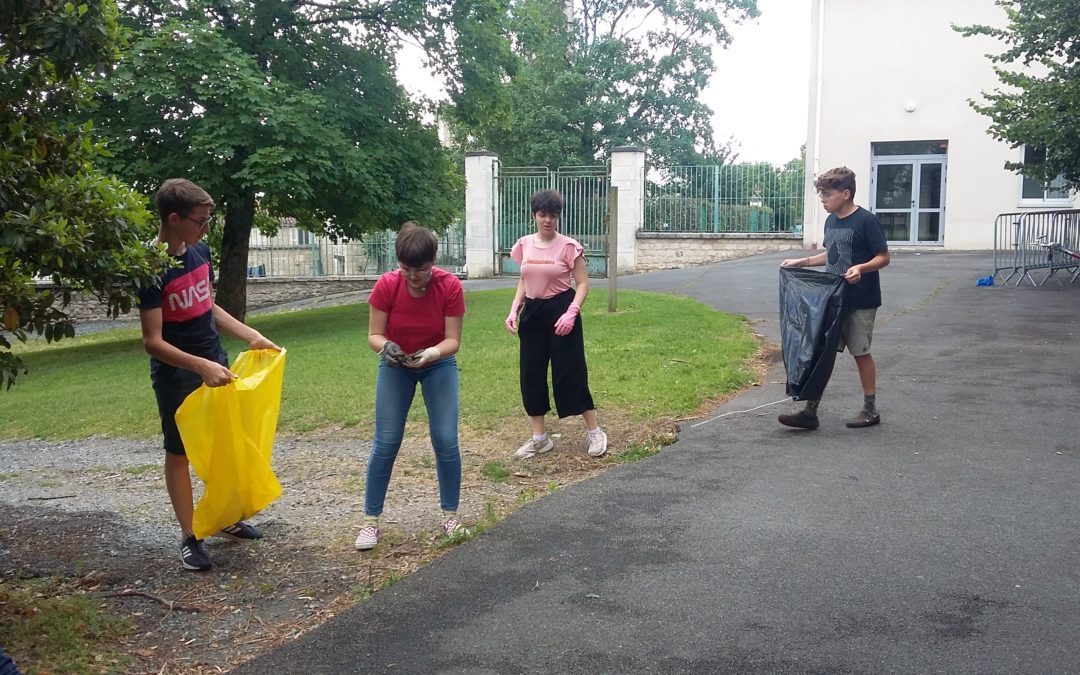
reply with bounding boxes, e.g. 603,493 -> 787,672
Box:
823,207 -> 889,309
138,242 -> 223,379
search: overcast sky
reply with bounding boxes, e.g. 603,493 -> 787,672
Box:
705,0 -> 810,164
397,0 -> 810,166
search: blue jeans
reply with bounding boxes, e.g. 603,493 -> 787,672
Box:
364,356 -> 461,516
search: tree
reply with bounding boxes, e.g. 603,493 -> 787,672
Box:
93,1 -> 463,319
956,1 -> 1080,189
0,1 -> 171,389
442,0 -> 759,168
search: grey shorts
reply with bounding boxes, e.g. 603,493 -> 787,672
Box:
837,308 -> 877,356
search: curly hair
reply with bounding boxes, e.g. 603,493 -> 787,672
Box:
530,189 -> 564,215
814,167 -> 857,198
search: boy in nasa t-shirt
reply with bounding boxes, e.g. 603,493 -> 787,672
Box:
138,178 -> 280,572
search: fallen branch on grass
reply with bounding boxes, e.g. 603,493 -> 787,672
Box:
99,590 -> 202,613
27,494 -> 76,500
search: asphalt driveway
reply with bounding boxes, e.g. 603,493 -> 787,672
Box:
238,251 -> 1080,674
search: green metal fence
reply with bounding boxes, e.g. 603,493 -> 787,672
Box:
555,166 -> 609,276
496,166 -> 551,277
246,223 -> 465,278
644,164 -> 804,234
496,165 -> 610,276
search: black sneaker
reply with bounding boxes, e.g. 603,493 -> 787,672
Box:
778,408 -> 820,430
180,535 -> 212,571
846,409 -> 881,428
217,521 -> 263,541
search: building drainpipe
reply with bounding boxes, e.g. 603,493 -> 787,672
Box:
808,0 -> 826,249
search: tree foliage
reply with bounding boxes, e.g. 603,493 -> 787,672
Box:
956,0 -> 1080,189
93,1 -> 463,319
0,1 -> 171,389
442,0 -> 759,168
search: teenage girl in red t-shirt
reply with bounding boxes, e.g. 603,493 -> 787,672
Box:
505,189 -> 608,459
355,223 -> 466,551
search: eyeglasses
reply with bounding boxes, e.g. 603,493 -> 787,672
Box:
180,214 -> 212,228
399,263 -> 433,277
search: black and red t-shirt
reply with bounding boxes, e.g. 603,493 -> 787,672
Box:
138,242 -> 222,374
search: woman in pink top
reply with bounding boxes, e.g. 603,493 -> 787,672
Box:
505,190 -> 608,458
355,223 -> 467,551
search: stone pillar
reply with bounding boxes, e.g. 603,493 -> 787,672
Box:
610,146 -> 646,274
465,151 -> 498,278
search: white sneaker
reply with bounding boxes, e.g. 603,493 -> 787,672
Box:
587,428 -> 608,457
354,524 -> 379,550
514,435 -> 554,459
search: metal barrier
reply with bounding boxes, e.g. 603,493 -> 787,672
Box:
992,210 -> 1080,286
247,223 -> 466,278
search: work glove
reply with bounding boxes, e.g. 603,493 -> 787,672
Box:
405,347 -> 441,368
505,300 -> 523,334
553,303 -> 580,336
379,340 -> 408,367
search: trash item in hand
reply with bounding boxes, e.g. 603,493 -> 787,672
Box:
379,340 -> 409,367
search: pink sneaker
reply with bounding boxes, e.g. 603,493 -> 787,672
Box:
354,524 -> 379,550
442,517 -> 468,538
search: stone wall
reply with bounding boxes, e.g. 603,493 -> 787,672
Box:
243,277 -> 375,308
635,232 -> 805,273
46,277 -> 377,326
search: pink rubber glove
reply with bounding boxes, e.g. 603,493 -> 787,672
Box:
505,300 -> 523,334
553,303 -> 580,336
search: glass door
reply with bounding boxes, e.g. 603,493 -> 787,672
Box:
871,157 -> 945,245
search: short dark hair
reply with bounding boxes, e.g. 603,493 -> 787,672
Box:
530,189 -> 564,215
814,167 -> 857,198
395,222 -> 438,267
155,178 -> 214,222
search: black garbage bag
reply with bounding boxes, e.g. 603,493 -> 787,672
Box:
779,267 -> 848,401
0,643 -> 20,675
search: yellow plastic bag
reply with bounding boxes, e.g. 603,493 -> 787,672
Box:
175,348 -> 287,540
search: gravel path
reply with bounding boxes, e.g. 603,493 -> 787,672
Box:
0,428 -> 540,673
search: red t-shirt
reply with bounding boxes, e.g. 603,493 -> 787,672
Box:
368,268 -> 465,354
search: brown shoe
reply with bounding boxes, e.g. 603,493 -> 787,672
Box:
845,409 -> 881,428
778,409 -> 820,430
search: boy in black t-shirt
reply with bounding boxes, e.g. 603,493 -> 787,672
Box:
778,167 -> 890,429
139,179 -> 281,571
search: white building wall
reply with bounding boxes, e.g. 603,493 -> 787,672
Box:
806,0 -> 1075,250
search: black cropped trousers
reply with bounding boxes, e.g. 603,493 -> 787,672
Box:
517,289 -> 595,418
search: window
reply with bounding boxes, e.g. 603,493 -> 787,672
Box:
296,228 -> 312,246
872,140 -> 948,157
1019,146 -> 1071,205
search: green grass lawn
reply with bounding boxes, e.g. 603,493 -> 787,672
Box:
0,579 -> 133,674
0,288 -> 758,440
